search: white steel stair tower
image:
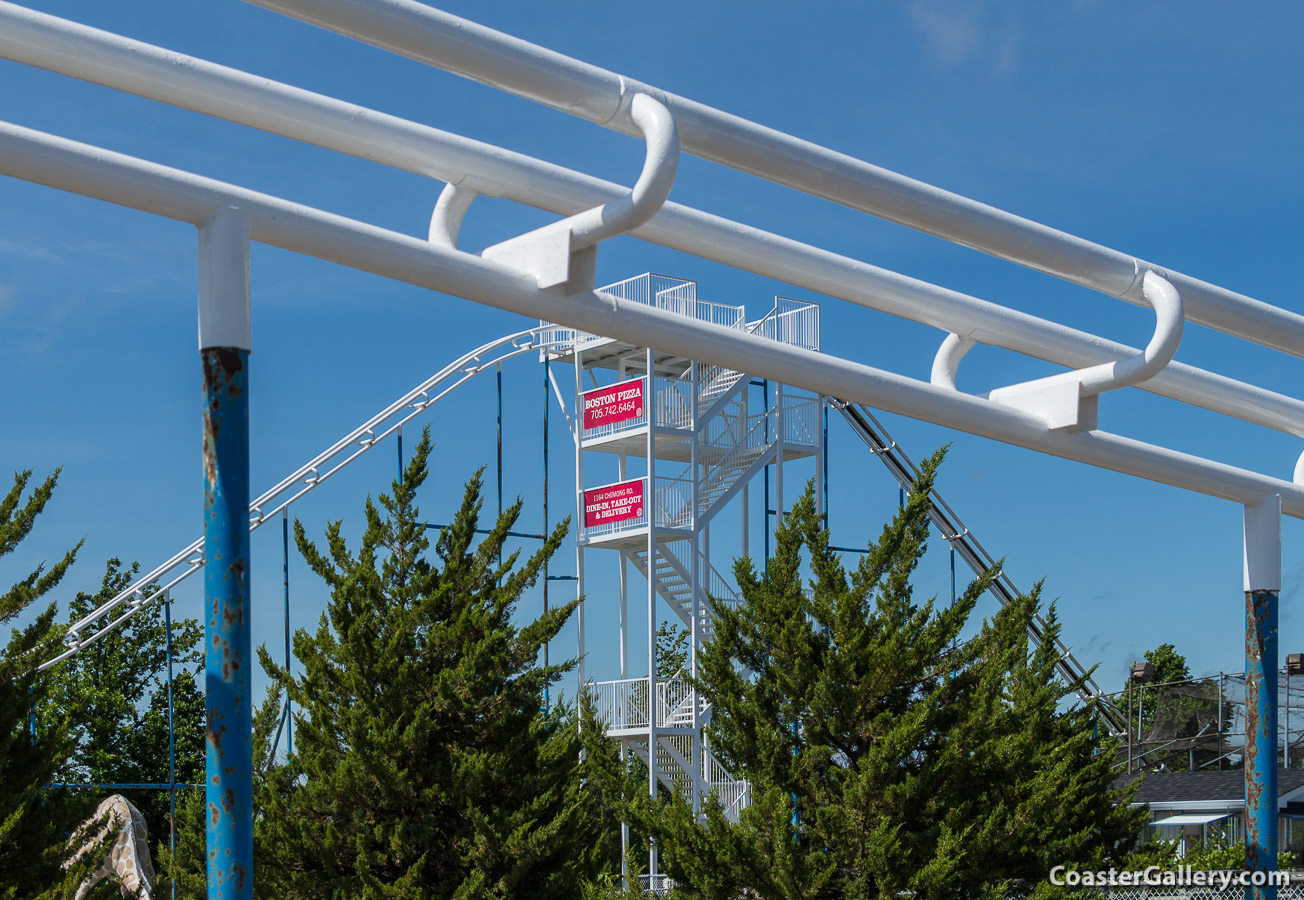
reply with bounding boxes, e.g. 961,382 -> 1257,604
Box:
545,273 -> 822,890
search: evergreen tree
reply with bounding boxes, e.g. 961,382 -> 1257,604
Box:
36,559 -> 205,849
590,452 -> 1144,899
0,468 -> 98,899
254,430 -> 611,898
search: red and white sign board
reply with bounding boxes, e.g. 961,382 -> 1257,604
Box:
584,479 -> 645,528
583,378 -> 645,431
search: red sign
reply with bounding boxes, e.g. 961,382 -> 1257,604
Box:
584,479 -> 645,528
583,378 -> 645,430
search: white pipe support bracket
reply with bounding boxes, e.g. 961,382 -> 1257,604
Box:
566,92 -> 678,248
481,92 -> 677,290
1294,450 -> 1304,486
931,332 -> 976,390
197,206 -> 251,351
984,271 -> 1181,432
1244,494 -> 1282,592
1078,271 -> 1183,396
429,181 -> 477,249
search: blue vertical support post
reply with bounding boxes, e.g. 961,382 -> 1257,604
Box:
497,363 -> 503,579
762,379 -> 770,568
165,589 -> 178,900
542,358 -> 550,709
198,206 -> 253,900
1244,495 -> 1281,899
282,508 -> 291,756
821,403 -> 829,529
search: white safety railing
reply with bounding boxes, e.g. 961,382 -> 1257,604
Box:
781,394 -> 821,447
699,408 -> 777,512
639,874 -> 675,895
590,677 -> 651,730
563,274 -> 746,349
589,674 -> 696,730
750,297 -> 821,352
654,375 -> 697,430
653,473 -> 695,531
704,746 -> 751,823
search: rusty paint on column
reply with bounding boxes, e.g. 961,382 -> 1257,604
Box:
202,346 -> 251,900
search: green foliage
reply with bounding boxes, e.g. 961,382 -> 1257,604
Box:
36,558 -> 205,848
0,468 -> 96,899
253,429 -> 611,898
592,452 -> 1146,898
156,684 -> 286,898
1131,840 -> 1295,872
1121,644 -> 1225,772
657,621 -> 689,677
1142,644 -> 1191,687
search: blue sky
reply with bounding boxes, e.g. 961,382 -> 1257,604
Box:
3,0 -> 1304,716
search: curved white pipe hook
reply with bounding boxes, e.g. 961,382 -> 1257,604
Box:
930,332 -> 976,390
1078,271 -> 1183,395
429,181 -> 478,249
565,92 -> 678,249
1293,449 -> 1304,486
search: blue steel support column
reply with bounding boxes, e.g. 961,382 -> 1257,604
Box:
542,358 -> 550,709
1244,495 -> 1281,900
282,508 -> 292,756
198,206 -> 253,900
165,589 -> 178,900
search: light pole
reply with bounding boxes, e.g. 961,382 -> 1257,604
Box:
1128,661 -> 1155,775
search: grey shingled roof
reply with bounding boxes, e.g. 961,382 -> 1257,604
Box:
1113,769 -> 1304,805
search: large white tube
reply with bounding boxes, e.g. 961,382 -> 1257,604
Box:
242,0 -> 1304,359
0,119 -> 1300,517
0,3 -> 1301,435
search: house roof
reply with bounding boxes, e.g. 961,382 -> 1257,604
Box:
1114,769 -> 1304,809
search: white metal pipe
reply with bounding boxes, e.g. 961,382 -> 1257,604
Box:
244,0 -> 1304,358
4,119 -> 1304,518
1,6 -> 1301,436
197,206 -> 252,351
428,182 -> 475,249
1078,272 -> 1182,396
565,93 -> 677,249
931,333 -> 976,391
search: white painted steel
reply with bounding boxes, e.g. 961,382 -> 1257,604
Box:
197,207 -> 252,351
1244,496 -> 1283,593
0,4 -> 1301,436
931,333 -> 976,391
1077,272 -> 1182,396
245,0 -> 1304,359
428,182 -> 475,249
3,120 -> 1303,521
564,93 -> 677,250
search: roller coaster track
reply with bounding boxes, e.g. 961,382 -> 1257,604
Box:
834,401 -> 1127,735
35,327 -> 1124,737
40,324 -> 571,671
